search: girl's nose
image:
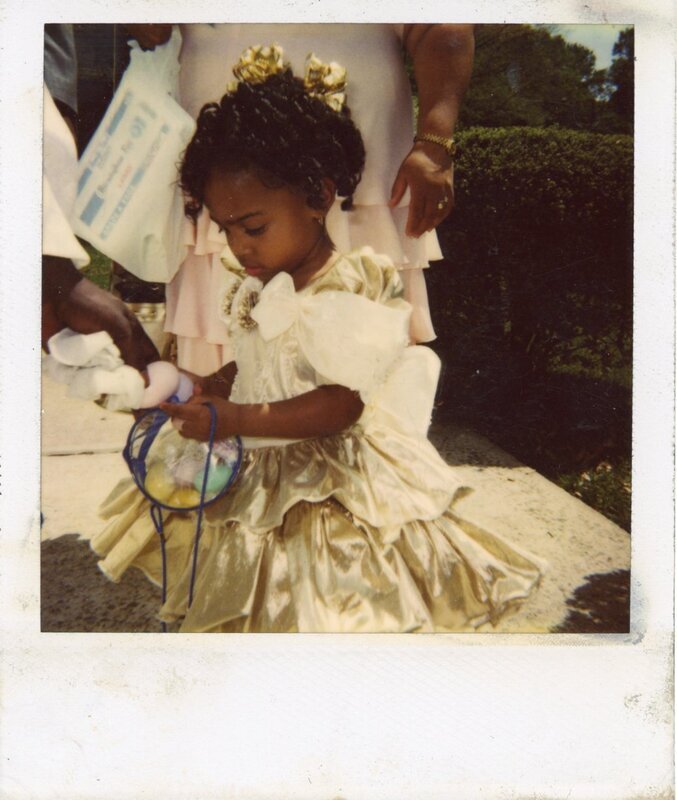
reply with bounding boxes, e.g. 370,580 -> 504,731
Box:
226,230 -> 250,261
232,246 -> 252,267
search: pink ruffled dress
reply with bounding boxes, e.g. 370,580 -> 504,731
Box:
165,23 -> 444,375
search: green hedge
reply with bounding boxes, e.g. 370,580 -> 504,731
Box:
452,126 -> 632,227
433,126 -> 633,371
428,127 -> 633,527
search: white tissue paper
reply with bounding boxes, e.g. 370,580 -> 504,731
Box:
45,328 -> 145,411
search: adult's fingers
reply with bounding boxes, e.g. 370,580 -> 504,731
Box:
117,310 -> 161,371
425,191 -> 455,232
405,189 -> 428,237
389,168 -> 408,208
404,173 -> 444,237
407,185 -> 455,237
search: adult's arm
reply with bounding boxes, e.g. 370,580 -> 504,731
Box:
42,82 -> 160,371
42,256 -> 159,371
124,24 -> 173,50
390,24 -> 475,238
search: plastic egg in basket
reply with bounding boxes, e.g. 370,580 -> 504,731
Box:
123,407 -> 242,511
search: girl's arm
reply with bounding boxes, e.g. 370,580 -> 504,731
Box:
160,384 -> 364,441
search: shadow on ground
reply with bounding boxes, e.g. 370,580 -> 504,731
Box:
551,569 -> 630,633
41,535 -> 162,633
41,536 -> 631,634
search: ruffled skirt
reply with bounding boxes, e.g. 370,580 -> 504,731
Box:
92,425 -> 544,633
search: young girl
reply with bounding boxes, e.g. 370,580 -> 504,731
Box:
92,46 -> 544,632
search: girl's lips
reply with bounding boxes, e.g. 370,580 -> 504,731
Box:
243,265 -> 264,276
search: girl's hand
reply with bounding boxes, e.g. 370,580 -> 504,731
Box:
389,144 -> 454,238
159,395 -> 239,441
190,362 -> 238,399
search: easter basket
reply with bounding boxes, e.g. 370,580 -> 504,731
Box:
123,406 -> 242,512
122,403 -> 243,629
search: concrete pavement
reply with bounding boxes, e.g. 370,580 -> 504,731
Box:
41,367 -> 631,633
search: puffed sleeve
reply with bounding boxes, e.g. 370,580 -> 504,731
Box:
316,247 -> 408,307
249,265 -> 411,402
300,250 -> 412,398
297,289 -> 411,401
299,288 -> 440,435
303,249 -> 440,433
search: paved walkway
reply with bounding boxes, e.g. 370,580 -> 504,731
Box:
41,371 -> 631,633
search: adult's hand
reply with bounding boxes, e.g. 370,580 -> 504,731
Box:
389,142 -> 454,238
43,256 -> 159,372
124,24 -> 173,51
61,278 -> 160,371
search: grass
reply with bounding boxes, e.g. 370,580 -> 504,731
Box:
557,459 -> 631,530
81,242 -> 112,290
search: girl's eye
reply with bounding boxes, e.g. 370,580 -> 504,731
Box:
245,225 -> 266,237
216,223 -> 265,237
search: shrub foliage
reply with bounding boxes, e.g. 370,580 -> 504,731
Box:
430,127 -> 633,529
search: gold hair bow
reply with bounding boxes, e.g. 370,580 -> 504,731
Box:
303,53 -> 347,112
228,44 -> 347,111
229,44 -> 286,88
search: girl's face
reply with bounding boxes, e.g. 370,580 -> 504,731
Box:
204,169 -> 332,288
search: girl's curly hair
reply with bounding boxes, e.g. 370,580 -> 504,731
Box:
180,68 -> 366,222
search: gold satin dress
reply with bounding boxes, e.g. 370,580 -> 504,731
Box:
93,249 -> 544,632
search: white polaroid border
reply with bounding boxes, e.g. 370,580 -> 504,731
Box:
0,1 -> 674,798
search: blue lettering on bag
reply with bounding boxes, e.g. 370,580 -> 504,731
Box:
79,192 -> 104,226
107,92 -> 132,135
77,168 -> 92,195
98,127 -> 167,240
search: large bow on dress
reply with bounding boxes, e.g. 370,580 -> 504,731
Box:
247,271 -> 439,435
250,271 -> 408,394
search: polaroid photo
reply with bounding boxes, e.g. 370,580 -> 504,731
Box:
1,1 -> 673,798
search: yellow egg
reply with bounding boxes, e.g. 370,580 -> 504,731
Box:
168,487 -> 202,509
144,462 -> 176,502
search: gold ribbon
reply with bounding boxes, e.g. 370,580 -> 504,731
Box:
228,44 -> 347,111
303,53 -> 347,112
229,44 -> 286,89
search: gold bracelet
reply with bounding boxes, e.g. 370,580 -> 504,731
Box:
414,133 -> 457,159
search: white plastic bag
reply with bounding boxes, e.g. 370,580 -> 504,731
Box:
73,26 -> 195,283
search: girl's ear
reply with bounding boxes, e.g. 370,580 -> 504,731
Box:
318,177 -> 337,212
